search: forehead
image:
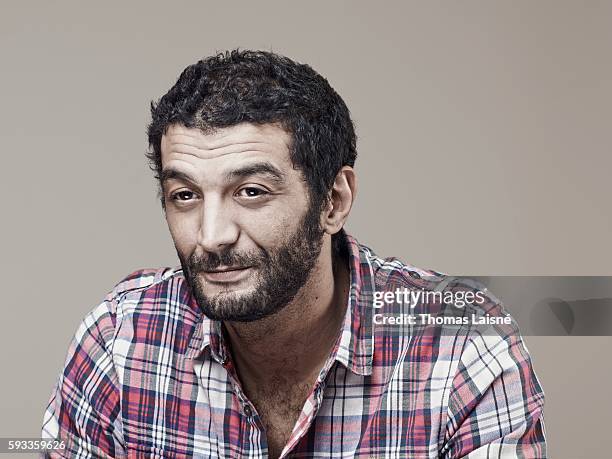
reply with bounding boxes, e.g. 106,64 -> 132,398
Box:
160,123 -> 293,169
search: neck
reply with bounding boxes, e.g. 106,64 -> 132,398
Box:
223,237 -> 350,386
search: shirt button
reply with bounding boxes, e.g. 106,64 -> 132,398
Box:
244,405 -> 253,417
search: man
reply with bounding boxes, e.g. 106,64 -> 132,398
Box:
43,50 -> 546,458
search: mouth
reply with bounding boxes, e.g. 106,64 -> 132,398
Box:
200,266 -> 253,283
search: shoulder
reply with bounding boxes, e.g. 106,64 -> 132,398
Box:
348,235 -> 446,290
76,267 -> 190,345
361,243 -> 508,321
100,266 -> 189,312
103,267 -> 182,303
352,237 -> 519,351
362,243 -> 534,383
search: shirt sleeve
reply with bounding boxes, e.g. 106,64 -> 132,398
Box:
42,300 -> 126,459
440,323 -> 547,459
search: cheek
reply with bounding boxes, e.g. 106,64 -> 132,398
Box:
239,210 -> 297,247
166,212 -> 200,253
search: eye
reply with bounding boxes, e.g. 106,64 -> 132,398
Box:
236,187 -> 268,198
170,190 -> 197,202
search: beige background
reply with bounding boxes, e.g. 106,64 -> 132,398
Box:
1,1 -> 611,457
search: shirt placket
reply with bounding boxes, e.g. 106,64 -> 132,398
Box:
215,324 -> 270,456
277,355 -> 339,458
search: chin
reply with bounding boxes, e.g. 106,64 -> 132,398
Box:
204,281 -> 257,297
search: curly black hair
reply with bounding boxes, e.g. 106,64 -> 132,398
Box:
146,49 -> 357,217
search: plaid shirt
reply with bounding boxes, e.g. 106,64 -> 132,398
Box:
43,233 -> 546,458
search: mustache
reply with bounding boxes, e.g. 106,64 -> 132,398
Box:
187,248 -> 268,272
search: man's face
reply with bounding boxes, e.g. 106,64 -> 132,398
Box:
160,123 -> 325,322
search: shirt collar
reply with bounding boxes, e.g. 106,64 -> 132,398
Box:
330,231 -> 374,375
184,230 -> 375,376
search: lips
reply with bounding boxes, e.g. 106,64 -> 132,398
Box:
201,266 -> 252,283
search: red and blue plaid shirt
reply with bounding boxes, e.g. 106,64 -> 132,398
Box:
43,233 -> 546,458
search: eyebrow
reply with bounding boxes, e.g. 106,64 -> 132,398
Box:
160,169 -> 199,189
160,162 -> 286,190
226,162 -> 285,183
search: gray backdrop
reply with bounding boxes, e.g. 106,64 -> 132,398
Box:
1,1 -> 611,458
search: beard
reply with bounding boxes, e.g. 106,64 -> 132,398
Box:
177,202 -> 325,322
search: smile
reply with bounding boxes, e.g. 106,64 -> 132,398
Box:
201,266 -> 253,283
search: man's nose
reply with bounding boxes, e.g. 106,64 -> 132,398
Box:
197,197 -> 239,253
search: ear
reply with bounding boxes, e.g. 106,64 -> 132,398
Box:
321,166 -> 357,235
